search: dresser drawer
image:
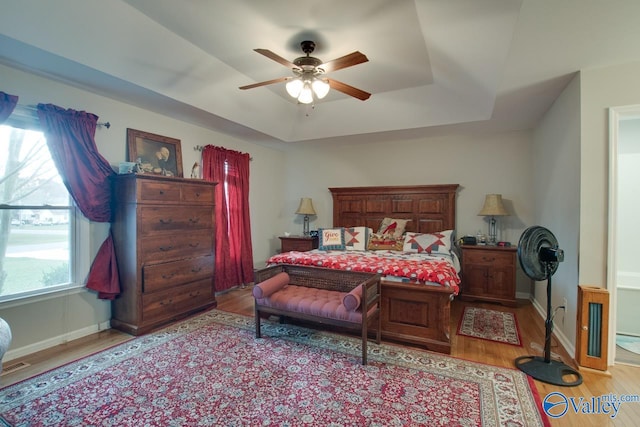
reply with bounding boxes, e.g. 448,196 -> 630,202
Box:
139,179 -> 181,202
141,279 -> 213,323
463,249 -> 514,267
140,232 -> 213,263
143,255 -> 214,293
182,183 -> 214,204
139,206 -> 213,235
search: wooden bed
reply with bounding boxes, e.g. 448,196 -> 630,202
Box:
329,184 -> 459,353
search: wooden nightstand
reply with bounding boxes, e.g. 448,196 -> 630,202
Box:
279,235 -> 319,253
460,245 -> 517,306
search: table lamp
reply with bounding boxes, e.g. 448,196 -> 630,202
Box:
478,194 -> 509,245
295,198 -> 316,236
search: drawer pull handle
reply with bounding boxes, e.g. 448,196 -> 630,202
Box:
189,291 -> 201,297
482,256 -> 496,262
189,243 -> 200,248
189,218 -> 200,224
195,192 -> 201,197
159,245 -> 173,251
159,218 -> 173,225
159,190 -> 165,195
162,273 -> 175,279
160,299 -> 173,305
191,267 -> 202,273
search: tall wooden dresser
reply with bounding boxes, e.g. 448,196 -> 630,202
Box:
111,174 -> 217,335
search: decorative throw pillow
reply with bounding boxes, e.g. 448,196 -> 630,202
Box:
344,226 -> 371,251
342,284 -> 363,311
252,272 -> 289,299
378,217 -> 411,239
318,227 -> 346,250
367,233 -> 404,251
403,230 -> 454,255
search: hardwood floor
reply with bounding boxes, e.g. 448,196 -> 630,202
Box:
2,286 -> 639,426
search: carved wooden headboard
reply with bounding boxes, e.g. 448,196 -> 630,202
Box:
329,184 -> 459,233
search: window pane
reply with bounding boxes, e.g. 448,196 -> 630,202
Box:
1,124 -> 74,300
0,126 -> 69,206
3,211 -> 71,296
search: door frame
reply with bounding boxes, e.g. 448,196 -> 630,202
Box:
607,104 -> 640,364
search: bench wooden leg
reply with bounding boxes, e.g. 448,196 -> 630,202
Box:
255,307 -> 262,338
361,306 -> 383,365
362,319 -> 368,365
376,308 -> 381,345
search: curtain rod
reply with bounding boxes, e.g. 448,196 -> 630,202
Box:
14,104 -> 111,129
194,145 -> 253,161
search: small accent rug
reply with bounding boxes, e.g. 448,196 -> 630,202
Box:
458,306 -> 522,346
0,310 -> 547,426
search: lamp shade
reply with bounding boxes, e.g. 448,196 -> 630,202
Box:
286,79 -> 303,98
478,194 -> 508,216
295,198 -> 316,215
312,79 -> 330,99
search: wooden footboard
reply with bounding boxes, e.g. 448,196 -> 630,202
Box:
379,280 -> 453,354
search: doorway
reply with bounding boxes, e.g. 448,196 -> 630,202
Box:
608,105 -> 640,366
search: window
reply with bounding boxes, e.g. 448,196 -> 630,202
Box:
0,112 -> 82,302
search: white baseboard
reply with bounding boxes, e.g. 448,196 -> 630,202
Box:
529,297 -> 576,360
3,321 -> 111,362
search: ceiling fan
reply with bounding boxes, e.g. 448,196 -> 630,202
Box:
239,40 -> 371,104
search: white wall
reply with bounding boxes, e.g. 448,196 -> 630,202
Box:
276,130 -> 535,295
0,63 -> 285,360
531,73 -> 581,353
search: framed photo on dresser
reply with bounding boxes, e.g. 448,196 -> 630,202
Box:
127,128 -> 183,177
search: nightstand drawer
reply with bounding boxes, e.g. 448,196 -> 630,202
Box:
280,236 -> 319,252
463,249 -> 514,267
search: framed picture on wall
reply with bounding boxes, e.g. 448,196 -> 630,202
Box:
126,128 -> 183,177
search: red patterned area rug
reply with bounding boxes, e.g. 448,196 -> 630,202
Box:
458,306 -> 523,346
0,311 -> 547,426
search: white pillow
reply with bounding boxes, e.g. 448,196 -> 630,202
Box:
344,227 -> 372,251
403,230 -> 454,255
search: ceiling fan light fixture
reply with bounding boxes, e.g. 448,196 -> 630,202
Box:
312,78 -> 330,99
240,41 -> 370,102
286,78 -> 303,98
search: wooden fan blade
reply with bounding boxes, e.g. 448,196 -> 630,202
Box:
239,76 -> 291,90
320,51 -> 368,73
327,78 -> 371,101
254,49 -> 299,70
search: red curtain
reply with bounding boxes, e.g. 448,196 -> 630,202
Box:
202,145 -> 253,291
37,104 -> 120,299
0,92 -> 18,123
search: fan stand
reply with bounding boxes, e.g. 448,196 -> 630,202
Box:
515,262 -> 583,387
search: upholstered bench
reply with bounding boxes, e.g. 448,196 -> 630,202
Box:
0,317 -> 12,378
253,264 -> 381,365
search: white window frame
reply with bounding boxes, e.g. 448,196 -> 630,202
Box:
0,106 -> 90,305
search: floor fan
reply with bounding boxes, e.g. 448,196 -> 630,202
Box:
515,226 -> 583,386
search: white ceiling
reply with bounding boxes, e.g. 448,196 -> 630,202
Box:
1,0 -> 640,147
